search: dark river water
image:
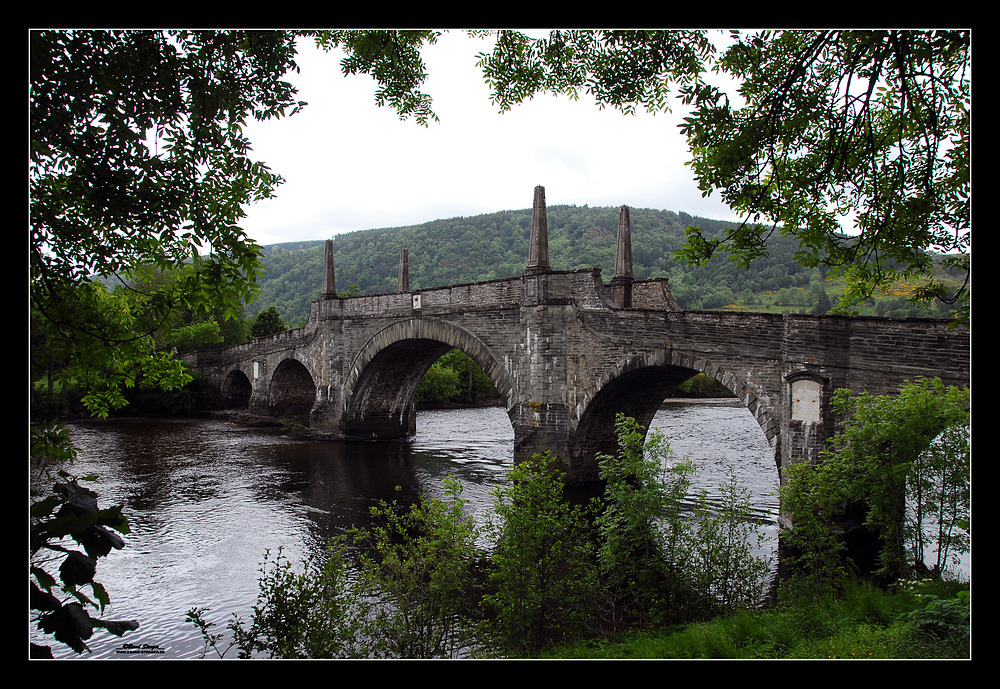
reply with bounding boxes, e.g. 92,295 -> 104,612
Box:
29,401 -> 787,659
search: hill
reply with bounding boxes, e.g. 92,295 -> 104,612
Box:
251,205 -> 960,327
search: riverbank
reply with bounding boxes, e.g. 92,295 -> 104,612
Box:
541,577 -> 971,659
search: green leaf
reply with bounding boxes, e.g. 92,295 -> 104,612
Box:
91,581 -> 110,612
31,566 -> 58,593
30,494 -> 63,520
59,551 -> 97,587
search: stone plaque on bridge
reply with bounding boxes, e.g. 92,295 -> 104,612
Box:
790,378 -> 822,423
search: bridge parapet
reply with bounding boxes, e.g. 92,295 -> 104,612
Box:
303,268 -> 629,322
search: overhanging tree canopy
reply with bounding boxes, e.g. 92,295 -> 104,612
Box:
31,30 -> 300,412
29,28 -> 442,657
475,29 -> 971,317
29,29 -> 441,414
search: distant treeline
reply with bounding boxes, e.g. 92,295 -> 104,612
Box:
253,205 -> 959,327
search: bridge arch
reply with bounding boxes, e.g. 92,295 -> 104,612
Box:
570,349 -> 780,480
220,369 -> 252,410
341,318 -> 515,438
269,357 -> 318,423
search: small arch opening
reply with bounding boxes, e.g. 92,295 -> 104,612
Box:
220,370 -> 252,410
269,358 -> 316,424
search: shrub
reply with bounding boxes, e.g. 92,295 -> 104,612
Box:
350,477 -> 481,658
200,541 -> 366,659
595,415 -> 772,628
594,415 -> 696,629
481,452 -> 597,656
894,580 -> 970,659
192,478 -> 481,659
690,466 -> 773,615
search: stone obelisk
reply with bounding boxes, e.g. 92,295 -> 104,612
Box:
397,248 -> 410,292
611,205 -> 634,308
321,238 -> 337,299
524,185 -> 551,274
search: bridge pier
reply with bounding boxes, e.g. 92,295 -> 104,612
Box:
308,388 -> 344,433
511,401 -> 573,468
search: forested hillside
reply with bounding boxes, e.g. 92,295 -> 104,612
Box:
252,205 -> 961,327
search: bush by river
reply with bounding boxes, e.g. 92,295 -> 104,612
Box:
542,577 -> 971,659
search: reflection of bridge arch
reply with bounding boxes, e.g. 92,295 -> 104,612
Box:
269,358 -> 317,423
570,349 -> 780,479
342,318 -> 515,438
220,369 -> 252,409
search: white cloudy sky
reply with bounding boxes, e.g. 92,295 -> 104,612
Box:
239,31 -> 741,247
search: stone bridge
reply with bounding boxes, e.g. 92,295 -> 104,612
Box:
185,187 -> 970,485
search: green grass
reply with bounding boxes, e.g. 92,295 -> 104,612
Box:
539,578 -> 970,660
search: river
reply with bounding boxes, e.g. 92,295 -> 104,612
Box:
29,400 -> 786,659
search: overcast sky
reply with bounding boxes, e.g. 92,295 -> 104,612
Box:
239,31 -> 741,247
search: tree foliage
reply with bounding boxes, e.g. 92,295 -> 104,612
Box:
680,31 -> 970,312
314,30 -> 441,126
475,29 -> 970,318
824,378 -> 970,581
594,416 -> 694,629
594,415 -> 770,629
30,28 -> 445,417
30,30 -> 301,415
249,305 -> 289,339
30,425 -> 140,657
477,29 -> 713,115
415,349 -> 498,407
689,466 -> 772,614
781,378 -> 970,586
191,478 -> 481,659
414,361 -> 463,408
350,478 -> 481,658
29,32 -> 302,653
188,540 -> 366,659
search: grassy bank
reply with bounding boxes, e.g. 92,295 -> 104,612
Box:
540,578 -> 971,660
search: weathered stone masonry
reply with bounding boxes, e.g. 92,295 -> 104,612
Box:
186,187 -> 970,486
